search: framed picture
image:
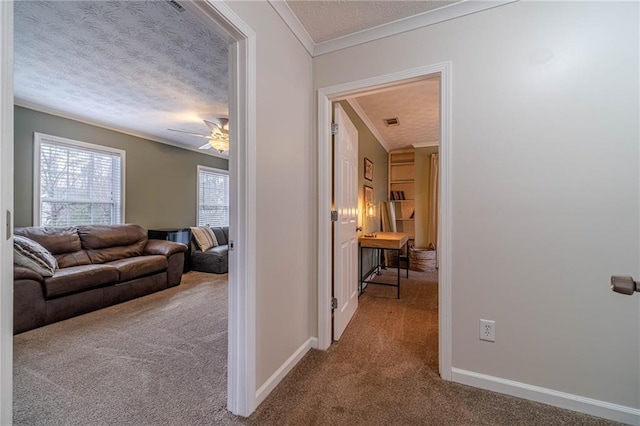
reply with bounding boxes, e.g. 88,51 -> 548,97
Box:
364,185 -> 374,205
364,157 -> 373,181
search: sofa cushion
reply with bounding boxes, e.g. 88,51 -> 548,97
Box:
191,226 -> 218,251
13,235 -> 58,276
212,227 -> 227,246
191,244 -> 228,274
44,264 -> 119,299
15,227 -> 91,268
106,255 -> 168,282
78,224 -> 148,264
203,245 -> 228,256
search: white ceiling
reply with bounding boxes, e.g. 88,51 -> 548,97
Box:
271,0 -> 516,56
13,1 -> 512,158
286,0 -> 457,44
347,77 -> 440,152
14,1 -> 230,157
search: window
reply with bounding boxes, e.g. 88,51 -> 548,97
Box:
197,166 -> 229,227
34,133 -> 125,226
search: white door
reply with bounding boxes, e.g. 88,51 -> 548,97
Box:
333,103 -> 358,340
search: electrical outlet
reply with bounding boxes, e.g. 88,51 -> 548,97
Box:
480,319 -> 495,342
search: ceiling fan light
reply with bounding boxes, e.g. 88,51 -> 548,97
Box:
209,137 -> 229,153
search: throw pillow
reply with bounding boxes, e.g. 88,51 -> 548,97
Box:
13,235 -> 58,277
191,226 -> 219,251
205,226 -> 219,248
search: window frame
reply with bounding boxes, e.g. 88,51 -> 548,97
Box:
196,165 -> 229,227
33,132 -> 126,227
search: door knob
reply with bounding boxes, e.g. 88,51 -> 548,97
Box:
611,276 -> 639,295
356,227 -> 363,232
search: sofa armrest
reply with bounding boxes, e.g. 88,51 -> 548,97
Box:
144,240 -> 187,257
14,266 -> 45,283
14,267 -> 46,334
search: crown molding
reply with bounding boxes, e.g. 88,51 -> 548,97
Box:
14,100 -> 230,160
268,0 -> 315,56
413,141 -> 439,148
345,98 -> 390,153
313,0 -> 518,56
271,0 -> 517,57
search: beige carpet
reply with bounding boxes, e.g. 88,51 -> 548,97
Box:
13,272 -> 237,426
248,269 -> 619,426
13,269 -> 621,425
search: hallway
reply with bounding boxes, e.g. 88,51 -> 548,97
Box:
249,269 -> 617,425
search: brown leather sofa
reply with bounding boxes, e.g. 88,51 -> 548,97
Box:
14,224 -> 187,334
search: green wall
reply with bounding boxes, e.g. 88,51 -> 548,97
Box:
338,101 -> 388,229
337,101 -> 388,275
14,106 -> 228,229
414,146 -> 439,248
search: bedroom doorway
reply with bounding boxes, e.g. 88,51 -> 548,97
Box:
331,78 -> 442,371
0,1 -> 257,421
318,63 -> 452,380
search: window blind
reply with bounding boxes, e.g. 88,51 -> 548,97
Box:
198,167 -> 229,227
37,135 -> 123,226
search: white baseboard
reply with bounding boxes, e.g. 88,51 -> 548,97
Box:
255,337 -> 318,407
452,368 -> 640,426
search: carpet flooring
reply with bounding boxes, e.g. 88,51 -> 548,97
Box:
249,269 -> 620,426
13,272 -> 237,425
13,269 -> 621,425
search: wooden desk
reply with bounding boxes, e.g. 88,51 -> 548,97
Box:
359,232 -> 409,299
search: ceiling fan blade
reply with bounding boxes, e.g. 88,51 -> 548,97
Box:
198,142 -> 212,150
204,118 -> 229,134
203,119 -> 219,131
167,129 -> 210,138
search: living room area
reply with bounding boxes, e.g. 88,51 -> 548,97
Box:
11,1 -> 237,422
11,121 -> 237,422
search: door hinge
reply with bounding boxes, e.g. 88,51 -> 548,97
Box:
331,210 -> 338,221
331,123 -> 338,135
229,240 -> 234,251
331,297 -> 338,309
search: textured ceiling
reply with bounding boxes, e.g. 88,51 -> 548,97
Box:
286,0 -> 458,43
14,1 -> 446,156
14,1 -> 229,155
349,77 -> 440,151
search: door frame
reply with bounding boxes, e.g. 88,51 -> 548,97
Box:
182,1 -> 257,414
0,0 -> 259,420
0,1 -> 14,424
317,62 -> 453,380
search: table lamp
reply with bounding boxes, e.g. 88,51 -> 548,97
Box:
364,202 -> 377,237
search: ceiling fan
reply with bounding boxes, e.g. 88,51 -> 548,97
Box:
168,118 -> 229,152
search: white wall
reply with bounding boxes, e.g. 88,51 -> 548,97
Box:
227,1 -> 315,390
314,0 -> 639,412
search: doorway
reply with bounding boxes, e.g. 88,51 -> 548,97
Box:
0,1 -> 258,421
318,63 -> 452,380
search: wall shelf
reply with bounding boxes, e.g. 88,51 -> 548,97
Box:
389,149 -> 415,239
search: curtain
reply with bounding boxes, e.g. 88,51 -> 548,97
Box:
427,153 -> 439,249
